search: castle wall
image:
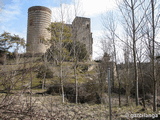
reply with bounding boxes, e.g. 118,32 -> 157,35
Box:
26,6 -> 93,59
72,17 -> 93,60
26,6 -> 51,54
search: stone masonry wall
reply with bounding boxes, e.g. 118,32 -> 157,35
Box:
72,17 -> 93,60
26,6 -> 51,54
26,6 -> 93,59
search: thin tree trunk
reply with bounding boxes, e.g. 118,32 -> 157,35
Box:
73,16 -> 78,104
60,62 -> 65,103
29,54 -> 34,119
74,40 -> 78,103
151,0 -> 157,112
113,40 -> 121,107
124,41 -> 130,105
74,62 -> 78,104
139,61 -> 146,108
60,27 -> 65,103
42,56 -> 47,90
126,64 -> 130,105
60,3 -> 65,103
131,0 -> 139,106
42,72 -> 46,90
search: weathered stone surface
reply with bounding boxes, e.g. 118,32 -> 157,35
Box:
27,6 -> 51,54
26,6 -> 93,60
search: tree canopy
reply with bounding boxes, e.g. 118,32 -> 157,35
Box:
45,22 -> 89,62
0,31 -> 25,53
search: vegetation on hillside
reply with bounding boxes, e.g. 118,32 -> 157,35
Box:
0,0 -> 160,119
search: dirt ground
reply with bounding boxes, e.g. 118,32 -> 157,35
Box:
0,92 -> 159,120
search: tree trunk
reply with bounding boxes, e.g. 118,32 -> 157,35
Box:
151,0 -> 157,112
130,0 -> 139,106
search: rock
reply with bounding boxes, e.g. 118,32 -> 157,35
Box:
68,111 -> 75,116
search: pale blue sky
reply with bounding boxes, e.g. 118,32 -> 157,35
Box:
0,0 -> 118,59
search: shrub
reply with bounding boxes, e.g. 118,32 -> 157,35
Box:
37,65 -> 53,78
46,84 -> 61,95
0,51 -> 6,65
46,81 -> 101,104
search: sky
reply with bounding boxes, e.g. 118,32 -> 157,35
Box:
0,0 -> 119,59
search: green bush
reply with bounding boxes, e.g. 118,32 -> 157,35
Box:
37,65 -> 53,79
45,41 -> 89,62
46,81 -> 101,104
66,41 -> 89,61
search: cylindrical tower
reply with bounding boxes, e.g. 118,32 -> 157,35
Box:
26,6 -> 51,54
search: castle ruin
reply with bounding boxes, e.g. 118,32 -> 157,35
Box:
27,6 -> 51,54
26,6 -> 93,59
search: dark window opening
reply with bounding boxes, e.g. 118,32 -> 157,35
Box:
29,19 -> 33,26
86,24 -> 90,29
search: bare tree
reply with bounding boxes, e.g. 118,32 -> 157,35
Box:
73,0 -> 81,104
136,0 -> 160,111
118,0 -> 149,106
143,0 -> 160,112
150,0 -> 157,112
123,30 -> 133,105
101,11 -> 122,106
46,3 -> 73,103
72,0 -> 89,104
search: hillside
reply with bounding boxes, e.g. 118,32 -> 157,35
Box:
0,55 -> 160,119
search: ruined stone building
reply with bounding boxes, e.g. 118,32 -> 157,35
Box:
72,17 -> 93,59
26,6 -> 51,54
26,6 -> 93,59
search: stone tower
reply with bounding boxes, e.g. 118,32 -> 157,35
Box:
72,17 -> 93,60
26,6 -> 51,54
